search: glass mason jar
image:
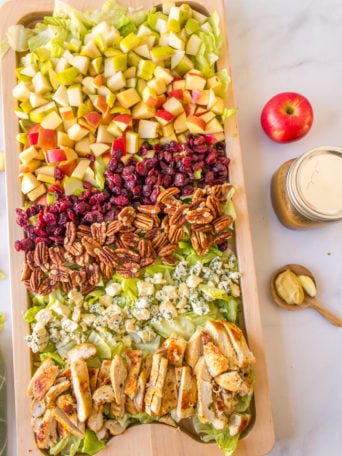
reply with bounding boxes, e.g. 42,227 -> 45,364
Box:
271,146 -> 342,229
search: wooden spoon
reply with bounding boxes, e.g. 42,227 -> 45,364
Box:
270,264 -> 342,327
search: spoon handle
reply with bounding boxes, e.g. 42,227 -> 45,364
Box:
311,301 -> 342,327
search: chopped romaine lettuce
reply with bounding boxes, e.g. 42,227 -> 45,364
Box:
193,416 -> 240,456
81,430 -> 106,455
40,351 -> 66,368
152,315 -> 195,340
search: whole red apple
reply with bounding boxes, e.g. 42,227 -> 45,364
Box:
260,92 -> 313,143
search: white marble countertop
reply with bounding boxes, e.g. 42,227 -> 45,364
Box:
0,0 -> 341,455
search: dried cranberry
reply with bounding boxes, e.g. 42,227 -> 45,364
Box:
54,167 -> 65,180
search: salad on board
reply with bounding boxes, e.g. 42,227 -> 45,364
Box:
2,1 -> 255,455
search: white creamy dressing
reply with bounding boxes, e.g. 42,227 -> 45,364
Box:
298,150 -> 342,216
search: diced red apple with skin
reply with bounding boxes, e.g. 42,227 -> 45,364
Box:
185,115 -> 206,134
142,86 -> 158,107
38,128 -> 57,150
111,137 -> 126,155
45,148 -> 68,164
185,103 -> 196,116
92,94 -> 109,114
83,111 -> 102,128
112,113 -> 132,131
191,89 -> 202,104
59,106 -> 75,121
174,112 -> 187,133
155,94 -> 167,108
58,160 -> 77,176
27,124 -> 40,146
205,132 -> 226,143
125,131 -> 139,154
36,194 -> 47,206
168,89 -> 183,100
199,111 -> 216,123
172,79 -> 186,91
147,78 -> 167,95
155,109 -> 175,125
211,97 -> 225,115
162,97 -> 184,116
89,142 -> 110,157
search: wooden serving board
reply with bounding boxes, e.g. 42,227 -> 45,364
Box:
0,0 -> 275,455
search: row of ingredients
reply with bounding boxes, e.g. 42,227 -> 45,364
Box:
28,320 -> 254,454
5,1 -> 255,455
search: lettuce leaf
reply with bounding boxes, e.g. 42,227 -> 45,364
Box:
24,306 -> 45,323
152,315 -> 195,340
40,351 -> 66,367
193,416 -> 240,456
81,430 -> 106,455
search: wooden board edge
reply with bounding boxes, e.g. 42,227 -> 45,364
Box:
0,0 -> 275,455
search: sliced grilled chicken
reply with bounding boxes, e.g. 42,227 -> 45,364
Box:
215,371 -> 252,395
201,331 -> 229,377
31,399 -> 46,418
124,349 -> 143,399
222,322 -> 256,368
93,384 -> 115,407
185,330 -> 203,368
97,360 -> 112,386
160,366 -> 178,416
126,395 -> 138,415
174,366 -> 183,388
56,393 -> 79,438
110,400 -> 125,417
134,354 -> 152,413
88,367 -> 99,393
158,334 -> 187,366
87,409 -> 104,433
65,343 -> 96,364
105,420 -> 127,436
35,408 -> 56,449
145,353 -> 168,416
211,387 -> 229,429
45,380 -> 71,407
96,426 -> 109,440
52,406 -> 85,438
229,413 -> 251,436
204,321 -> 238,368
27,358 -> 59,401
110,355 -> 127,406
70,358 -> 92,422
221,389 -> 238,415
194,357 -> 216,424
176,365 -> 197,419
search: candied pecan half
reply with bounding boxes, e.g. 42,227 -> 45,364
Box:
186,207 -> 213,225
91,222 -> 107,245
190,231 -> 210,255
140,257 -> 155,267
61,279 -> 73,294
213,215 -> 233,233
116,262 -> 140,278
161,255 -> 179,266
81,236 -> 101,258
191,224 -> 213,233
137,205 -> 161,215
115,248 -> 140,263
151,232 -> 169,251
157,187 -> 180,204
49,266 -> 70,283
26,250 -> 36,270
138,239 -> 156,259
74,252 -> 90,267
206,195 -> 222,218
169,205 -> 189,227
21,263 -> 32,281
158,244 -> 179,257
134,213 -> 154,231
29,268 -> 44,290
99,262 -> 115,281
168,226 -> 184,244
64,222 -> 77,246
34,242 -> 50,271
70,270 -> 87,287
38,278 -> 58,295
64,241 -> 84,257
118,206 -> 136,226
80,282 -> 96,295
94,246 -> 118,267
212,231 -> 233,245
77,224 -> 92,238
49,246 -> 65,266
106,220 -> 123,237
86,263 -> 100,286
119,232 -> 140,249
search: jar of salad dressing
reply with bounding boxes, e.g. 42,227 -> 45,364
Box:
271,146 -> 342,229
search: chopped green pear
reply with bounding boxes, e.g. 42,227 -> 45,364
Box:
62,176 -> 84,196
